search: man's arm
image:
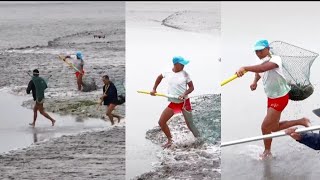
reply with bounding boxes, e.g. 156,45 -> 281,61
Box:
286,128 -> 320,150
182,81 -> 194,98
151,74 -> 163,95
236,62 -> 278,77
26,80 -> 33,94
298,132 -> 320,150
244,62 -> 278,73
63,55 -> 71,60
253,73 -> 261,83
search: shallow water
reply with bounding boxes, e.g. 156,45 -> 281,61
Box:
0,91 -> 109,154
221,2 -> 320,180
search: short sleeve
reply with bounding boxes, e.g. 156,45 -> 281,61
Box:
161,71 -> 170,78
270,55 -> 282,67
184,71 -> 192,83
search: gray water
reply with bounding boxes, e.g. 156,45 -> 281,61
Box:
0,91 -> 108,154
221,2 -> 320,180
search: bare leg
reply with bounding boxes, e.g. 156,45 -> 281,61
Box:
38,103 -> 56,126
260,109 -> 280,159
106,105 -> 115,125
106,104 -> 121,124
29,103 -> 38,128
260,108 -> 310,159
77,74 -> 83,91
278,117 -> 310,130
158,107 -> 174,148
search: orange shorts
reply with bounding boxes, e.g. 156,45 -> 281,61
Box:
168,98 -> 192,114
75,70 -> 84,78
267,93 -> 289,112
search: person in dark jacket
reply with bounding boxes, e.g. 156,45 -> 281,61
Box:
285,127 -> 320,150
26,69 -> 55,128
99,75 -> 122,125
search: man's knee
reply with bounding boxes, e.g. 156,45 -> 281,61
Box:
261,123 -> 277,133
261,123 -> 270,132
39,110 -> 46,115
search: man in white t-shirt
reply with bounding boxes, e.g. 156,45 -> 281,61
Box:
151,56 -> 195,148
236,39 -> 310,159
63,51 -> 85,91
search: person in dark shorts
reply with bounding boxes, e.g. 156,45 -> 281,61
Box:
26,69 -> 56,128
99,75 -> 122,125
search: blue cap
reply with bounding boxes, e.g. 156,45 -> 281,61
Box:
76,51 -> 83,59
254,39 -> 269,51
172,56 -> 189,65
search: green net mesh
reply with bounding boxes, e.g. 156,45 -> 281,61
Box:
269,41 -> 318,101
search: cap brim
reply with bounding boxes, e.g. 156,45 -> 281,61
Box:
254,46 -> 267,51
180,60 -> 189,65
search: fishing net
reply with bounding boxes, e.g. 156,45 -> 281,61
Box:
269,41 -> 319,101
82,76 -> 97,92
187,94 -> 221,144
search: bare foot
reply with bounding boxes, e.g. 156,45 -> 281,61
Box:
259,150 -> 272,160
162,140 -> 173,149
301,117 -> 311,127
52,120 -> 56,126
29,123 -> 35,128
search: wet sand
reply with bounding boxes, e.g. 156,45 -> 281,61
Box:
0,126 -> 125,180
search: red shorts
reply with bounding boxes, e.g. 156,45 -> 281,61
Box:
75,70 -> 84,78
267,93 -> 289,112
168,98 -> 192,114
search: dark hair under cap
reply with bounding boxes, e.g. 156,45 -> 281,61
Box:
102,75 -> 109,80
33,69 -> 39,76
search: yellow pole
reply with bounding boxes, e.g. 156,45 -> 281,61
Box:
137,90 -> 169,98
220,71 -> 247,86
